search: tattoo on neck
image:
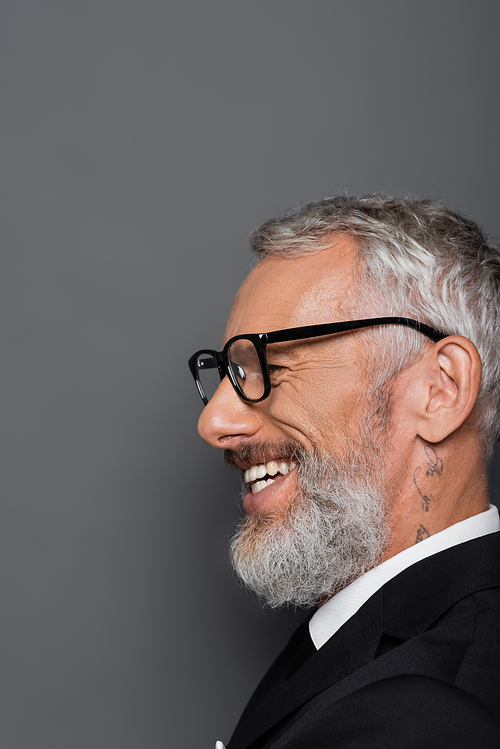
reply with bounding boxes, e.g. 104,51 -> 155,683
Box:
424,446 -> 443,477
413,447 -> 443,512
416,525 -> 430,543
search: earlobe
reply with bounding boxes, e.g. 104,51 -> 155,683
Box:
416,336 -> 481,444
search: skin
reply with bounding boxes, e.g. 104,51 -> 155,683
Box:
198,235 -> 489,565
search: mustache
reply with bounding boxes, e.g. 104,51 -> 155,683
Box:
224,439 -> 304,470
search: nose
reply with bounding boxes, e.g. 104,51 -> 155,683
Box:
197,375 -> 262,449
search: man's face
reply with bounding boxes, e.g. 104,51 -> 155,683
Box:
198,236 -> 380,515
197,236 -> 398,605
197,236 -> 399,605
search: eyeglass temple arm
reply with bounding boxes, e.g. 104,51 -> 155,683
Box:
262,317 -> 448,345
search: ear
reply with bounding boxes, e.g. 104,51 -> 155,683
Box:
415,335 -> 482,444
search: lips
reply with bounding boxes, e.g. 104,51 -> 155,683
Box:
244,460 -> 296,495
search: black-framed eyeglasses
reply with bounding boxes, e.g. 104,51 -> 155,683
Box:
188,317 -> 449,406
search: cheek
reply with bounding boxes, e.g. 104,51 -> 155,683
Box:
266,372 -> 365,446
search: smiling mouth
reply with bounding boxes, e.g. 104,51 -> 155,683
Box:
244,460 -> 297,495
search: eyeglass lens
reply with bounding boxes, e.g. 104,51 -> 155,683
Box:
194,340 -> 266,403
226,338 -> 265,401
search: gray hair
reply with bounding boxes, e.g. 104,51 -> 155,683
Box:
250,195 -> 500,455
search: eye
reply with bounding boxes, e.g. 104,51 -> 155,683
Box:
267,363 -> 287,386
268,364 -> 285,374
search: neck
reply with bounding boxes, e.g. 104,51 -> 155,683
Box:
381,434 -> 489,561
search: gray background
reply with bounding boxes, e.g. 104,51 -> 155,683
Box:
1,1 -> 499,747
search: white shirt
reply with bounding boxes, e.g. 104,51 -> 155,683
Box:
309,505 -> 500,650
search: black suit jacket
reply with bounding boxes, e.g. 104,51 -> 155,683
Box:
227,532 -> 500,748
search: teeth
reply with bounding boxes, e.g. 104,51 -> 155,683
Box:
255,464 -> 266,479
251,478 -> 275,494
245,466 -> 257,483
245,460 -> 296,487
267,460 -> 279,476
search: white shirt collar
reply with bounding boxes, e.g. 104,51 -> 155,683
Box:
309,505 -> 500,650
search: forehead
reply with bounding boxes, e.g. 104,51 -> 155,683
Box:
225,235 -> 360,339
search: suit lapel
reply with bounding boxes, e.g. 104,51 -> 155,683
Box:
228,532 -> 500,749
229,591 -> 384,749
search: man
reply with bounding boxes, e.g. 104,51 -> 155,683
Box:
189,195 -> 500,747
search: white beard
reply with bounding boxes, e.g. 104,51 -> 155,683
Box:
229,425 -> 391,609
